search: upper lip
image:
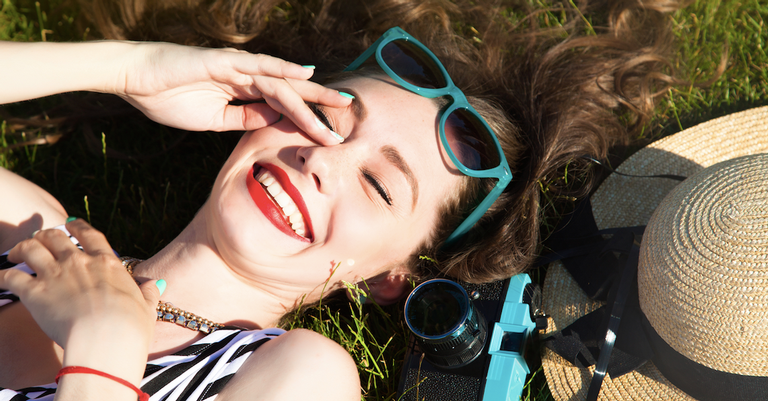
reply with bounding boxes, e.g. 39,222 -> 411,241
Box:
256,163 -> 314,241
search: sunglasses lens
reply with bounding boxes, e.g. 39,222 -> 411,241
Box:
381,40 -> 447,89
377,36 -> 501,172
446,108 -> 501,171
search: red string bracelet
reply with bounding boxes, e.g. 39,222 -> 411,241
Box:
55,366 -> 150,401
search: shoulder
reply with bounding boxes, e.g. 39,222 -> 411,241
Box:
217,328 -> 360,401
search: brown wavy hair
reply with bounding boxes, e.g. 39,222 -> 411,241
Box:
78,0 -> 682,283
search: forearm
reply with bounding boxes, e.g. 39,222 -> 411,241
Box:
54,322 -> 150,400
55,373 -> 143,401
0,41 -> 135,104
1,219 -> 160,400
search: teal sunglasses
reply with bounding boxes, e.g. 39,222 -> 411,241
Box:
345,27 -> 512,245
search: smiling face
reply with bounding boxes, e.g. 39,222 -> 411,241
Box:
204,77 -> 462,302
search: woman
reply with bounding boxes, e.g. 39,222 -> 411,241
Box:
0,0 -> 681,399
0,40 -> 365,400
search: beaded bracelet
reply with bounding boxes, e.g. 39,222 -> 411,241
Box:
55,366 -> 150,401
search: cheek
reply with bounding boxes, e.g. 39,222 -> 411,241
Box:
326,208 -> 411,267
211,132 -> 259,189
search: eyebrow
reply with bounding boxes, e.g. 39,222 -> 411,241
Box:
336,88 -> 367,122
381,145 -> 419,210
338,88 -> 417,209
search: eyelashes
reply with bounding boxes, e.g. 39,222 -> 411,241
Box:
308,103 -> 393,206
363,170 -> 393,206
308,103 -> 335,131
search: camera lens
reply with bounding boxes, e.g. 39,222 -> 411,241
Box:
404,279 -> 488,369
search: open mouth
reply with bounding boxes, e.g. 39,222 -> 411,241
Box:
247,164 -> 313,242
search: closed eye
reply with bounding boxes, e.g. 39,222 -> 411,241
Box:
362,169 -> 392,206
308,103 -> 335,132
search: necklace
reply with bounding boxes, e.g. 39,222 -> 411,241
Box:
121,257 -> 223,334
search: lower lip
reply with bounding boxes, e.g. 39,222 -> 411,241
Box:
246,166 -> 311,243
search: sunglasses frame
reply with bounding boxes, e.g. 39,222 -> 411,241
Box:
345,26 -> 512,245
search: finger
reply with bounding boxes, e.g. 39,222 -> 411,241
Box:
216,103 -> 282,132
230,75 -> 352,108
0,264 -> 35,296
255,78 -> 346,146
265,97 -> 341,146
287,79 -> 353,108
274,80 -> 353,137
139,279 -> 164,310
32,228 -> 79,261
231,53 -> 317,81
7,238 -> 56,276
64,219 -> 114,257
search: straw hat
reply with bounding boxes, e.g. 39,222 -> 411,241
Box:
541,106 -> 768,400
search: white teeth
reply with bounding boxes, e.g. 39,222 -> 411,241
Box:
289,213 -> 303,224
282,202 -> 298,216
266,183 -> 283,197
274,192 -> 292,208
255,167 -> 309,238
255,169 -> 275,186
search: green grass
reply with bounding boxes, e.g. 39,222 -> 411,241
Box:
656,0 -> 768,133
1,0 -> 766,399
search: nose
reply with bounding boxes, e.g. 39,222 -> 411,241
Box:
296,144 -> 353,196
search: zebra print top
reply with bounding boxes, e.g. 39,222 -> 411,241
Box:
0,226 -> 285,401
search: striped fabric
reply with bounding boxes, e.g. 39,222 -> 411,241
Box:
0,227 -> 285,400
0,226 -> 81,308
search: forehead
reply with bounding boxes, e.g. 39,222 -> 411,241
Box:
329,76 -> 461,208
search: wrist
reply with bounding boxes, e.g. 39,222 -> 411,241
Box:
55,366 -> 148,401
86,40 -> 145,96
62,323 -> 150,385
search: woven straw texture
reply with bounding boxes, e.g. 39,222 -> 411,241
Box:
543,263 -> 694,401
542,106 -> 768,400
639,155 -> 768,375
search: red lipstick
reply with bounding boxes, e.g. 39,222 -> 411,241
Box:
247,164 -> 313,242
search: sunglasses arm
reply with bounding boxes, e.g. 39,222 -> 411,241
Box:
444,175 -> 510,245
344,30 -> 398,72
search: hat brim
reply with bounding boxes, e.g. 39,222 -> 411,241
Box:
542,106 -> 768,400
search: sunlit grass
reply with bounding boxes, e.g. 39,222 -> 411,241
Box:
1,0 -> 765,399
657,0 -> 768,132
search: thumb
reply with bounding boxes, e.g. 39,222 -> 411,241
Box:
139,279 -> 166,309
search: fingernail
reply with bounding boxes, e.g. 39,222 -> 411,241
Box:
315,117 -> 344,143
276,113 -> 283,123
329,129 -> 344,143
30,230 -> 40,238
315,117 -> 327,130
338,91 -> 355,99
66,216 -> 77,223
302,65 -> 316,69
156,279 -> 167,296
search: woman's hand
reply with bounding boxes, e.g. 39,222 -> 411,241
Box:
117,43 -> 351,144
115,43 -> 351,145
0,219 -> 160,386
0,41 -> 351,145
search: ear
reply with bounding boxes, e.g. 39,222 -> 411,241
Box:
357,268 -> 412,306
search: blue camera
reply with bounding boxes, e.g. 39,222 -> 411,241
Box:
398,274 -> 545,400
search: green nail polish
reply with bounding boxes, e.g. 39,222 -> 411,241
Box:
66,216 -> 77,223
30,230 -> 40,238
338,91 -> 355,99
276,114 -> 283,123
302,65 -> 316,69
156,279 -> 167,296
330,130 -> 345,143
